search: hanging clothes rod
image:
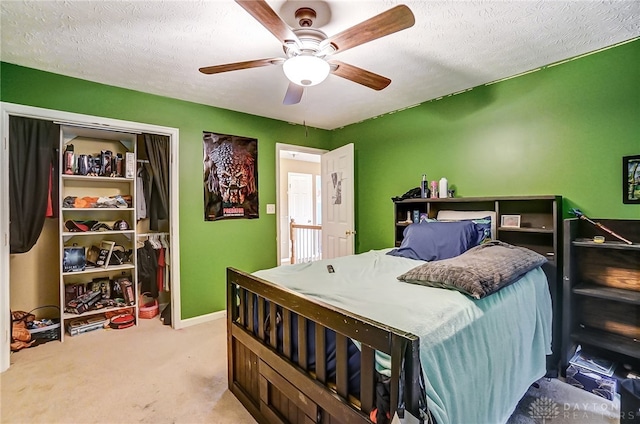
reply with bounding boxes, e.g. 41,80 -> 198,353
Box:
137,232 -> 169,237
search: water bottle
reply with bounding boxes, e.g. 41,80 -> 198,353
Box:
421,174 -> 428,198
439,177 -> 448,198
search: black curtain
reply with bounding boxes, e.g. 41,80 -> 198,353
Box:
9,116 -> 59,253
143,133 -> 170,231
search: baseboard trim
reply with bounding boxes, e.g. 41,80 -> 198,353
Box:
177,310 -> 226,329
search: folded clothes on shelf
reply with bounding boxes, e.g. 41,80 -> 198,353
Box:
62,195 -> 132,209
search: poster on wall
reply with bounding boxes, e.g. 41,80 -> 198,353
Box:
203,131 -> 259,220
331,172 -> 342,205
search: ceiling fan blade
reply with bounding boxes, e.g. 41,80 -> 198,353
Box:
199,58 -> 284,75
235,0 -> 301,47
283,83 -> 304,105
329,60 -> 391,91
325,5 -> 415,54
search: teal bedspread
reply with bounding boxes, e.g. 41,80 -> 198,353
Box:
254,249 -> 552,424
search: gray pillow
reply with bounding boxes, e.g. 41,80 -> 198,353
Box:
397,240 -> 547,299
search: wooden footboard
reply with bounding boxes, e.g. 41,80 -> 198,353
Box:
227,268 -> 424,424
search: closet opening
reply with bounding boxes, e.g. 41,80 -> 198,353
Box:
1,103 -> 181,372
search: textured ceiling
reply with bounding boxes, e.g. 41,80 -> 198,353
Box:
1,1 -> 639,130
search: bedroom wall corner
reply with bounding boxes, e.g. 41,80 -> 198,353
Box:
330,39 -> 640,253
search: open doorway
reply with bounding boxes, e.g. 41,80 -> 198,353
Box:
276,144 -> 325,265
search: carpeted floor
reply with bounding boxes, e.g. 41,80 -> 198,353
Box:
2,317 -> 256,424
1,317 -> 620,423
508,377 -> 619,424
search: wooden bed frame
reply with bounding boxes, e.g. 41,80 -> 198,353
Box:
227,268 -> 424,424
227,195 -> 562,424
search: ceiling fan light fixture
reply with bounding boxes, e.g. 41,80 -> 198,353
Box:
283,55 -> 330,87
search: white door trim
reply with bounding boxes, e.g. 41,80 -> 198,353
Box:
0,102 -> 182,372
275,143 -> 327,266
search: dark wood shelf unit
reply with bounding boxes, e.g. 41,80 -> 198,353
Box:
393,195 -> 561,247
393,195 -> 563,374
562,218 -> 640,372
571,328 -> 640,361
499,226 -> 555,234
573,283 -> 640,305
573,239 -> 640,251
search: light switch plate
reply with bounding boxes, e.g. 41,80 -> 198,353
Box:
266,204 -> 276,214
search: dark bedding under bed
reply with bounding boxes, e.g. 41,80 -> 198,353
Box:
251,297 -> 364,396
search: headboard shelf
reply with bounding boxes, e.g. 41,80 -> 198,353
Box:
498,226 -> 555,234
393,194 -> 563,375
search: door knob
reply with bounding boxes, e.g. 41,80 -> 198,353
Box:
345,230 -> 356,236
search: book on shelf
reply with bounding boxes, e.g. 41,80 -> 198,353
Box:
95,240 -> 115,268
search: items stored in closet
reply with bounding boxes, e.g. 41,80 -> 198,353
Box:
6,110 -> 179,358
135,134 -> 172,316
57,125 -> 139,340
137,233 -> 170,297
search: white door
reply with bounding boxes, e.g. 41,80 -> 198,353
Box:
321,143 -> 355,259
288,172 -> 313,225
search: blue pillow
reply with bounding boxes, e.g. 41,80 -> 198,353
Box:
471,217 -> 492,243
387,220 -> 485,261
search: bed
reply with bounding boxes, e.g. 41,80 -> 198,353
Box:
226,213 -> 553,424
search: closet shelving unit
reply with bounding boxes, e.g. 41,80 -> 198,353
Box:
58,125 -> 138,340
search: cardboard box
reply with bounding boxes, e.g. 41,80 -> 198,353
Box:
566,363 -> 617,401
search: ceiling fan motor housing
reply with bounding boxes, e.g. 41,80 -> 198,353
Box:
295,7 -> 316,27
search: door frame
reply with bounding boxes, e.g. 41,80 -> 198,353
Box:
0,102 -> 181,372
275,143 -> 326,266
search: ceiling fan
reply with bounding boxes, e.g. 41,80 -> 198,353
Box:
199,0 -> 415,105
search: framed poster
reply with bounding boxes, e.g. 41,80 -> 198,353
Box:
623,155 -> 640,204
203,131 -> 259,220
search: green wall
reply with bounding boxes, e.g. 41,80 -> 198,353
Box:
331,39 -> 640,253
2,38 -> 639,317
0,63 -> 332,318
